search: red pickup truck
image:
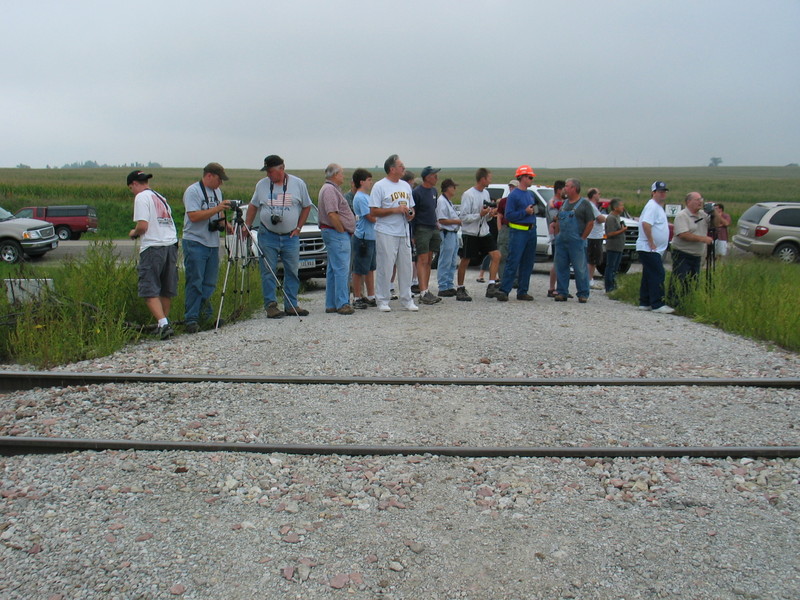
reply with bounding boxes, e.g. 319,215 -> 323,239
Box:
14,205 -> 98,240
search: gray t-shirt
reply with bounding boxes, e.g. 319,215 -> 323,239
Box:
182,181 -> 224,247
250,174 -> 312,234
605,213 -> 625,252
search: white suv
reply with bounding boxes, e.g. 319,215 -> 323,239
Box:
487,183 -> 554,259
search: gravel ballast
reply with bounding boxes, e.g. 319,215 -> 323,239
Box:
2,273 -> 799,599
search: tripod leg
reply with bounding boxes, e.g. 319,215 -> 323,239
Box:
244,224 -> 304,321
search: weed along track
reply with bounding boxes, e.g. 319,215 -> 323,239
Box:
2,370 -> 798,459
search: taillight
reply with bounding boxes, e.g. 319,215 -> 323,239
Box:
755,226 -> 769,238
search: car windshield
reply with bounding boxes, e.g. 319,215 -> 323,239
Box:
306,204 -> 319,225
0,207 -> 15,221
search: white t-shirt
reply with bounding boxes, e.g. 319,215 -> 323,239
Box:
636,198 -> 670,254
369,177 -> 415,237
588,202 -> 604,239
460,186 -> 490,237
133,189 -> 178,252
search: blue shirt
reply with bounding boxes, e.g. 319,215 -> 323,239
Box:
353,191 -> 375,240
504,188 -> 537,226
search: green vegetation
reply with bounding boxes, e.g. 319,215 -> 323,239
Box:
609,256 -> 800,351
0,242 -> 264,367
2,166 -> 799,238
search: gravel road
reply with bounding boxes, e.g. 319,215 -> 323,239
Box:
2,272 -> 799,599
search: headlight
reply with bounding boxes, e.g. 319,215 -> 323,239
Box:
23,230 -> 43,240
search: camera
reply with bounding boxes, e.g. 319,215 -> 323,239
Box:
703,202 -> 716,215
227,199 -> 242,210
483,200 -> 497,209
271,214 -> 283,225
208,219 -> 226,232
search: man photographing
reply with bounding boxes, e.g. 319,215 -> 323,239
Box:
182,162 -> 232,333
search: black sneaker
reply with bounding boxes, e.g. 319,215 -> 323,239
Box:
485,283 -> 498,298
157,323 -> 174,340
365,297 -> 378,307
437,288 -> 457,297
353,298 -> 369,309
456,287 -> 472,302
185,322 -> 199,334
410,284 -> 421,295
494,290 -> 509,302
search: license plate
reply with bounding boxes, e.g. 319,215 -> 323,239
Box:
299,259 -> 316,269
51,241 -> 58,249
739,226 -> 749,236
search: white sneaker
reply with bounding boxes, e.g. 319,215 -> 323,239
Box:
590,281 -> 604,290
402,302 -> 419,312
378,303 -> 391,312
637,305 -> 652,311
652,305 -> 675,314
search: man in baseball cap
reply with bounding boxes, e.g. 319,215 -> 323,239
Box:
126,170 -> 153,186
635,181 -> 674,314
412,166 -> 443,305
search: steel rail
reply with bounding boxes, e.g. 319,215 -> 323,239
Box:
1,370 -> 799,392
1,436 -> 798,459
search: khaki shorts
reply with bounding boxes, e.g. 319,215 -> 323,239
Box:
413,225 -> 441,254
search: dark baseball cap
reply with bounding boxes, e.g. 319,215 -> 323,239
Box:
651,181 -> 669,192
204,162 -> 229,180
126,170 -> 153,185
421,166 -> 440,178
261,155 -> 284,171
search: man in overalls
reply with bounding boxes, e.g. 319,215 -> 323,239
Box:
553,178 -> 595,303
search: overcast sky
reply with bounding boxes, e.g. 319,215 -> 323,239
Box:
3,0 -> 799,170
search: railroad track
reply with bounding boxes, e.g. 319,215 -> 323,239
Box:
2,370 -> 798,459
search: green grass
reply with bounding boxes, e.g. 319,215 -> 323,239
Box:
2,166 -> 799,238
0,241 -> 265,367
609,256 -> 800,351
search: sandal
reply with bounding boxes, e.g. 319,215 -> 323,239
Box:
476,278 -> 485,283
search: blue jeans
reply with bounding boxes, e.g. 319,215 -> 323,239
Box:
182,239 -> 220,323
257,229 -> 300,310
321,229 -> 352,309
639,251 -> 666,309
604,250 -> 623,292
554,236 -> 589,299
437,230 -> 459,291
500,227 -> 537,296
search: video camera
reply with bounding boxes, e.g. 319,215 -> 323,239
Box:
483,200 -> 498,209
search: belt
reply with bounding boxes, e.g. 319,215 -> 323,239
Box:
508,223 -> 534,231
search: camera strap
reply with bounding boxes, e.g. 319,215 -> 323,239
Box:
150,190 -> 172,216
269,177 -> 289,208
197,181 -> 219,210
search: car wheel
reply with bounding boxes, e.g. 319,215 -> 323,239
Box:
773,242 -> 799,263
70,232 -> 82,241
0,240 -> 23,263
595,259 -> 605,275
618,261 -> 632,274
56,226 -> 72,241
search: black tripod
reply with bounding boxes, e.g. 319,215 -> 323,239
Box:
214,206 -> 303,329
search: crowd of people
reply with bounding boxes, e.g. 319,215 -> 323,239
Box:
126,155 -> 729,338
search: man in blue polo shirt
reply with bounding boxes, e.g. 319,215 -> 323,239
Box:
495,165 -> 538,302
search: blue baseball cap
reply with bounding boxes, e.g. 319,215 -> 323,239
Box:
651,181 -> 669,192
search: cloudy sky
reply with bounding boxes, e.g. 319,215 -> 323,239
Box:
3,0 -> 798,170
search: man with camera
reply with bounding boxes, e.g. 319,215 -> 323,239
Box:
667,191 -> 713,308
456,168 -> 500,301
181,162 -> 232,333
246,155 -> 312,318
